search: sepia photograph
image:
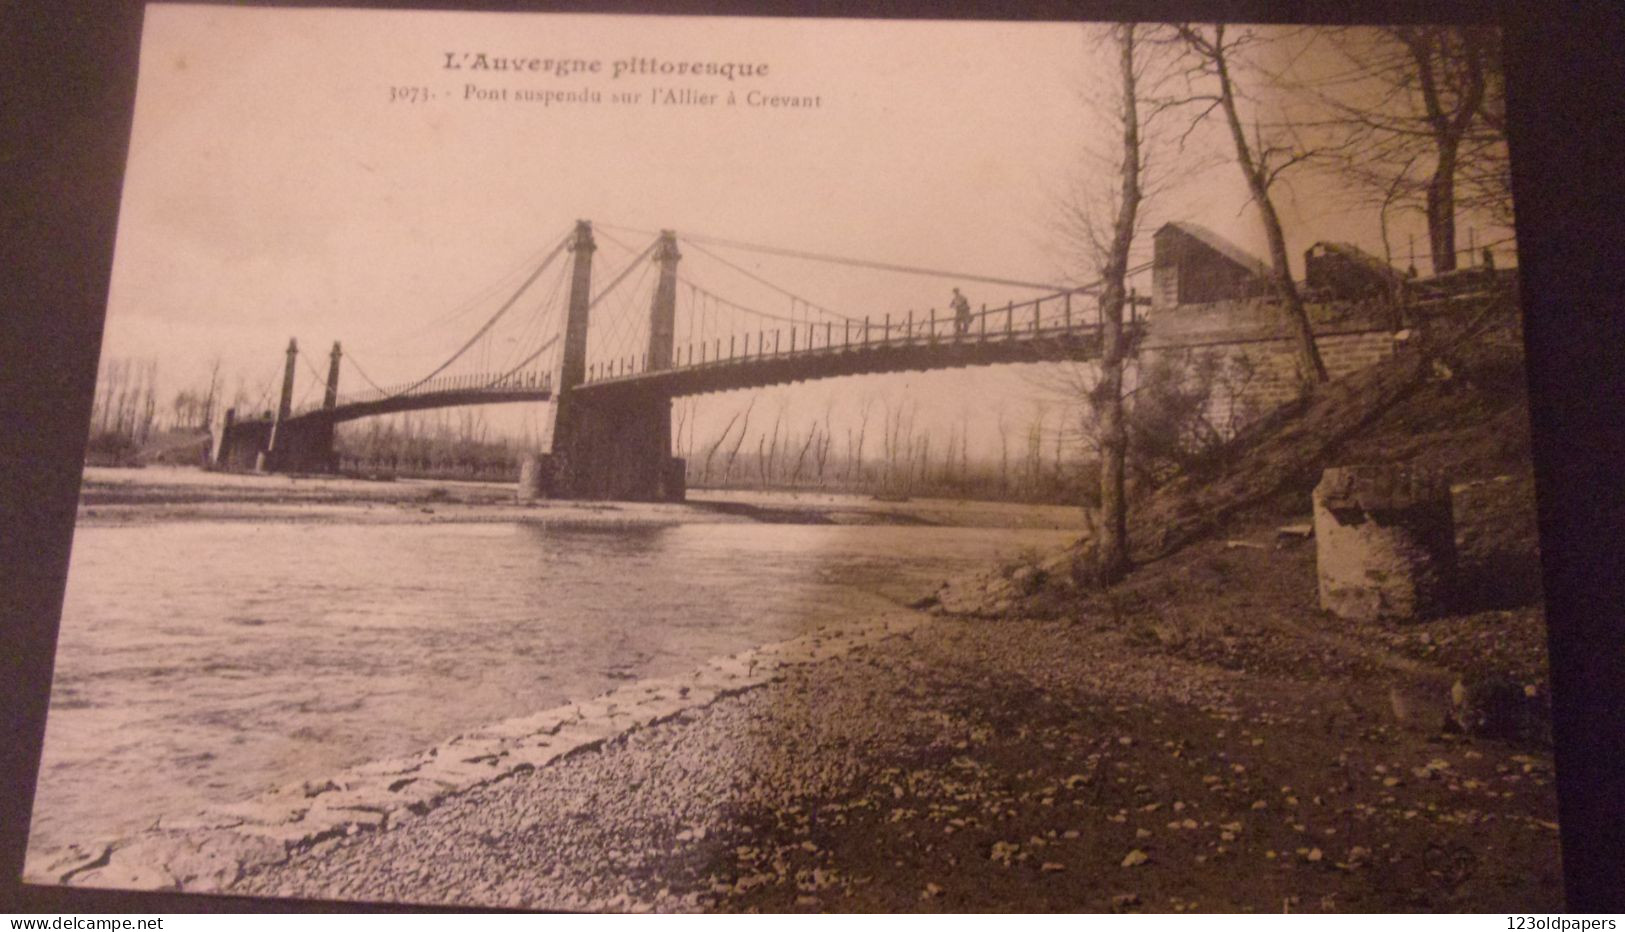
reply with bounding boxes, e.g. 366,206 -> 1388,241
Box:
18,3 -> 1563,912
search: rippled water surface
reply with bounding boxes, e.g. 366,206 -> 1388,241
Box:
31,512 -> 1076,854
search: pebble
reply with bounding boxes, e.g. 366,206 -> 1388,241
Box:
1121,849 -> 1149,868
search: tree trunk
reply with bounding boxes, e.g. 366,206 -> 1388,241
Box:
1093,24 -> 1141,585
1210,25 -> 1328,384
1397,26 -> 1487,275
1426,142 -> 1459,274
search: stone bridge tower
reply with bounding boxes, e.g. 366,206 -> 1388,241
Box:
549,223 -> 686,501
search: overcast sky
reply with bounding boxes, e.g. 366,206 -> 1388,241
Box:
102,6 -> 1514,461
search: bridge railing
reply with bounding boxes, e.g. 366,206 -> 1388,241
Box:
581,287 -> 1137,384
293,370 -> 553,417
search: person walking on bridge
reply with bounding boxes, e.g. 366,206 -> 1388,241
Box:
951,287 -> 972,336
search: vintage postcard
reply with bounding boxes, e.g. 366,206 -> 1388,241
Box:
25,4 -> 1557,911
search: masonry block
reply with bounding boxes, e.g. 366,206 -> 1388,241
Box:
1313,464 -> 1457,621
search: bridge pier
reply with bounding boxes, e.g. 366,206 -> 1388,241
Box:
550,224 -> 686,502
215,408 -> 274,471
216,413 -> 338,474
215,340 -> 343,474
552,387 -> 686,501
265,416 -> 339,473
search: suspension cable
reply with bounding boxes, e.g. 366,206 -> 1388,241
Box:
589,237 -> 658,310
363,234 -> 568,355
482,333 -> 561,387
390,233 -> 572,398
678,273 -> 807,326
343,352 -> 390,396
605,222 -> 1070,292
590,255 -> 654,371
299,350 -> 328,388
495,255 -> 568,375
680,237 -> 856,322
685,231 -> 1068,291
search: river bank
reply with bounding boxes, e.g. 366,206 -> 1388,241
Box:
220,514 -> 1558,913
34,473 -> 1560,911
40,334 -> 1563,914
28,468 -> 1083,872
73,467 -> 1088,531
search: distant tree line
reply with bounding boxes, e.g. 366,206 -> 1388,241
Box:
674,344 -> 1255,507
86,357 -> 235,465
678,397 -> 1083,504
334,409 -> 529,481
85,358 -> 162,464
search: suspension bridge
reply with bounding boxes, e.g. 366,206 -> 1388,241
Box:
216,219 -> 1149,500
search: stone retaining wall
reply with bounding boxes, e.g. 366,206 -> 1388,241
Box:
1142,296 -> 1403,436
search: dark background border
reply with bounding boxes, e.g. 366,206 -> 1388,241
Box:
4,0 -> 1621,914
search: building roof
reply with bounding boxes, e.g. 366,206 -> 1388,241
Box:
1307,241 -> 1402,282
1157,221 -> 1271,280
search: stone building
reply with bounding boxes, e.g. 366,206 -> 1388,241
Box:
1142,222 -> 1402,438
1304,241 -> 1402,302
1151,221 -> 1272,310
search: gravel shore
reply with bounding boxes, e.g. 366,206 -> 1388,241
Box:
224,527 -> 1561,912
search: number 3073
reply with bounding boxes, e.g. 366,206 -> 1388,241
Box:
389,86 -> 432,104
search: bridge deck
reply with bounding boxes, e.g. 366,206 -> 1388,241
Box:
574,322 -> 1116,399
284,386 -> 553,426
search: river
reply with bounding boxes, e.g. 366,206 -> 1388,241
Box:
28,490 -> 1080,857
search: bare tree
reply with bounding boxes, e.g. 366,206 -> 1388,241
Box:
722,397 -> 755,485
673,397 -> 689,460
916,433 -> 931,492
844,426 -> 856,484
1053,421 -> 1065,486
91,357 -> 159,450
813,403 -> 833,485
1053,24 -> 1158,582
1303,27 -> 1503,273
959,411 -> 970,485
1175,23 -> 1328,384
874,400 -> 920,495
848,396 -> 874,483
170,388 -> 202,431
762,406 -> 784,487
1025,402 -> 1047,491
135,360 -> 158,445
687,398 -> 701,462
789,419 -> 817,486
701,406 -> 744,484
201,356 -> 222,430
996,406 -> 1010,494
